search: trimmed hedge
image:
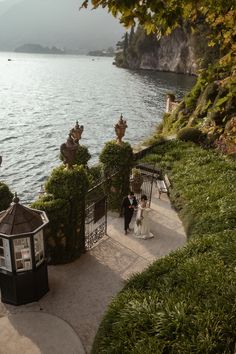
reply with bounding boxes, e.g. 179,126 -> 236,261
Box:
32,165 -> 89,264
92,141 -> 236,353
99,141 -> 134,211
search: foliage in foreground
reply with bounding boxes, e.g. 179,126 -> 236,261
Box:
92,141 -> 236,353
83,0 -> 236,154
92,231 -> 236,354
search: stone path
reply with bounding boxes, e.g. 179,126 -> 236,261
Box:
0,186 -> 186,354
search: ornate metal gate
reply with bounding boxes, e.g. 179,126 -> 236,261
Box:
84,169 -> 118,250
85,194 -> 107,250
131,163 -> 161,206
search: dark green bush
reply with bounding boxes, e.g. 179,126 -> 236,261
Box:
0,182 -> 13,211
45,165 -> 89,200
74,145 -> 91,166
99,141 -> 134,210
33,165 -> 89,264
177,127 -> 205,143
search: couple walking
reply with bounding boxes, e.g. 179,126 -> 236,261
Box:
121,192 -> 154,239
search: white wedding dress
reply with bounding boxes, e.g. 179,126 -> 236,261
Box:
134,206 -> 154,239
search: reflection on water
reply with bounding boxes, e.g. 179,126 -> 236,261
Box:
0,52 -> 195,202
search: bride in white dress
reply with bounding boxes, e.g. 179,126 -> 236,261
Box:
134,195 -> 154,239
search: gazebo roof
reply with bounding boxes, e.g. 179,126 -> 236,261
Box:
0,195 -> 45,236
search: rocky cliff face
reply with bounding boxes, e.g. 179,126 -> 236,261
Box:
139,28 -> 197,74
116,27 -> 210,75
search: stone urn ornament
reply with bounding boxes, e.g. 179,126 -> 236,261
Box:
130,168 -> 143,193
60,133 -> 78,168
115,114 -> 127,144
70,121 -> 84,144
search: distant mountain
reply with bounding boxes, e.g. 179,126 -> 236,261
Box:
0,0 -> 124,53
15,43 -> 65,54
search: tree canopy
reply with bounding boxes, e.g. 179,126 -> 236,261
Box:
81,0 -> 236,70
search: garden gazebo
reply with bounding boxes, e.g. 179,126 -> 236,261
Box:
0,193 -> 49,305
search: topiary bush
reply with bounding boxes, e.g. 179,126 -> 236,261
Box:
99,141 -> 134,211
177,127 -> 205,143
32,165 -> 89,264
0,182 -> 13,211
45,165 -> 89,200
74,145 -> 91,166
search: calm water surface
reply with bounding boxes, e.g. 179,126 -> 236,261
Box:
0,52 -> 195,202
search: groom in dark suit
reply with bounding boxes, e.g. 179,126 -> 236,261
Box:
121,192 -> 138,234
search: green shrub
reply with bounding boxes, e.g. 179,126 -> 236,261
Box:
74,145 -> 91,166
99,141 -> 134,210
0,182 -> 13,211
45,165 -> 89,200
177,127 -> 205,143
33,165 -> 89,264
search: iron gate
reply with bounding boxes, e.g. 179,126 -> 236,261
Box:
85,168 -> 119,250
131,163 -> 161,206
85,194 -> 107,250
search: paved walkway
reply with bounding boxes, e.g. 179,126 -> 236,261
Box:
0,186 -> 186,354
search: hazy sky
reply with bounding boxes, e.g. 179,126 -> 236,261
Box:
0,0 -> 124,52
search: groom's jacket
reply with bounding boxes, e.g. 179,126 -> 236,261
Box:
121,196 -> 138,215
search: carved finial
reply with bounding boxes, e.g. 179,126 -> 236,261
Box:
70,121 -> 84,144
60,132 -> 78,169
115,114 -> 128,144
13,192 -> 19,204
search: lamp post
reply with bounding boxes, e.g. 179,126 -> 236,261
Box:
0,193 -> 49,305
114,114 -> 127,144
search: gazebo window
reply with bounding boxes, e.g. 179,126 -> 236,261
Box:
34,230 -> 44,266
0,237 -> 5,268
13,237 -> 32,272
0,237 -> 12,271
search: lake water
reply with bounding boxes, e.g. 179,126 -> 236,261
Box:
0,52 -> 195,203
